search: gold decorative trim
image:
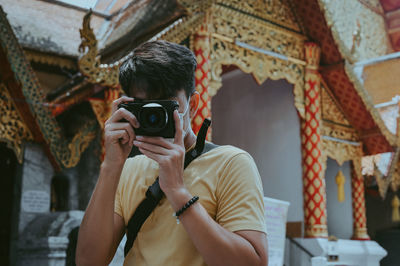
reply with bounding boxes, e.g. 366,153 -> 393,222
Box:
0,82 -> 34,163
177,0 -> 212,14
64,123 -> 97,168
157,15 -> 205,44
25,50 -> 77,71
208,4 -> 305,117
0,7 -> 98,169
78,11 -> 119,87
77,1 -> 306,104
215,0 -> 302,33
89,98 -> 109,130
322,139 -> 363,167
321,122 -> 358,142
321,80 -> 351,126
335,170 -> 346,202
212,4 -> 306,53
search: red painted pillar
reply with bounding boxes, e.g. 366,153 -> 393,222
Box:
302,43 -> 328,238
351,160 -> 370,240
191,23 -> 212,140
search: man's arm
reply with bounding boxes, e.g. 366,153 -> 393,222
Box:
166,188 -> 268,266
76,164 -> 126,265
76,97 -> 138,265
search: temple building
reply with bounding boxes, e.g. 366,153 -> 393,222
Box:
0,0 -> 399,265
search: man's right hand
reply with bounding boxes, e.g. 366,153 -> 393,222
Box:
103,96 -> 139,166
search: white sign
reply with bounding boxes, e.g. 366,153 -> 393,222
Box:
21,190 -> 50,213
264,197 -> 290,266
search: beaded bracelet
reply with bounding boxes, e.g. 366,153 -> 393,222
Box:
172,196 -> 199,224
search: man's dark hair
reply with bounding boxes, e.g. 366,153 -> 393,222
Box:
119,40 -> 197,99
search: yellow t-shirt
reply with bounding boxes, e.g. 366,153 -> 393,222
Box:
115,145 -> 266,266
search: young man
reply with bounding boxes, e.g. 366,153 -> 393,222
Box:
76,41 -> 268,266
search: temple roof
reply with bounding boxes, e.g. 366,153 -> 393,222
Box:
0,0 -> 184,60
294,0 -> 397,155
98,0 -> 185,62
0,0 -> 106,57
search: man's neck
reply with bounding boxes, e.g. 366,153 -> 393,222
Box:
183,129 -> 197,151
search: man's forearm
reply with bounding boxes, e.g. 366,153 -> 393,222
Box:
166,189 -> 267,266
76,162 -> 124,265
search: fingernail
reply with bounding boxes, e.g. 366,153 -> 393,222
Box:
133,140 -> 139,145
136,136 -> 143,140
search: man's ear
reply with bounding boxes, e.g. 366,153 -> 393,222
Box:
189,91 -> 200,118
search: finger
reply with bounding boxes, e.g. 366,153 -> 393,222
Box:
173,110 -> 183,145
111,96 -> 134,113
106,130 -> 130,145
135,135 -> 174,149
106,122 -> 135,145
139,147 -> 163,163
108,108 -> 140,128
133,140 -> 169,155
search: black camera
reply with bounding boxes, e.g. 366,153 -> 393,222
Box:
118,100 -> 179,138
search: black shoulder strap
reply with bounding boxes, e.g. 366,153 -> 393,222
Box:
124,119 -> 218,257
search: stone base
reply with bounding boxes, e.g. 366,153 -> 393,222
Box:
295,238 -> 387,266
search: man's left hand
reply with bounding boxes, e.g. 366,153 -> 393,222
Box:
133,110 -> 186,197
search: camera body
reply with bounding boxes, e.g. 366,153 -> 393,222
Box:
118,100 -> 179,138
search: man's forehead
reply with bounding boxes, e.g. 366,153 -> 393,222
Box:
130,89 -> 186,101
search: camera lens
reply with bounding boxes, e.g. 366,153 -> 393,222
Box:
139,103 -> 168,133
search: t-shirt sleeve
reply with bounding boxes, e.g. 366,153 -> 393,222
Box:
215,152 -> 266,233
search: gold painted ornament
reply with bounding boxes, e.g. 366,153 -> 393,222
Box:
392,195 -> 400,222
335,170 -> 346,203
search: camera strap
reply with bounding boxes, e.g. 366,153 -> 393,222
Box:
124,118 -> 217,257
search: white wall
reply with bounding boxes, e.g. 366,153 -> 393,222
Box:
211,69 -> 304,223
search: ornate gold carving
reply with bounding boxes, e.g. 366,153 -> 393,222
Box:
177,0 -> 212,14
336,170 -> 346,202
25,50 -> 77,71
321,80 -> 351,126
209,4 -> 305,117
321,139 -> 363,172
0,8 -> 98,169
305,43 -> 321,67
77,1 -> 306,111
89,98 -> 109,130
318,0 -> 389,63
0,83 -> 34,163
321,124 -> 358,142
392,195 -> 400,222
216,0 -> 301,33
212,4 -> 305,59
78,11 -> 119,87
64,123 -> 97,168
158,15 -> 205,44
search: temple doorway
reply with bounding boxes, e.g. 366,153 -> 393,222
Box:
0,143 -> 18,266
211,69 -> 303,223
